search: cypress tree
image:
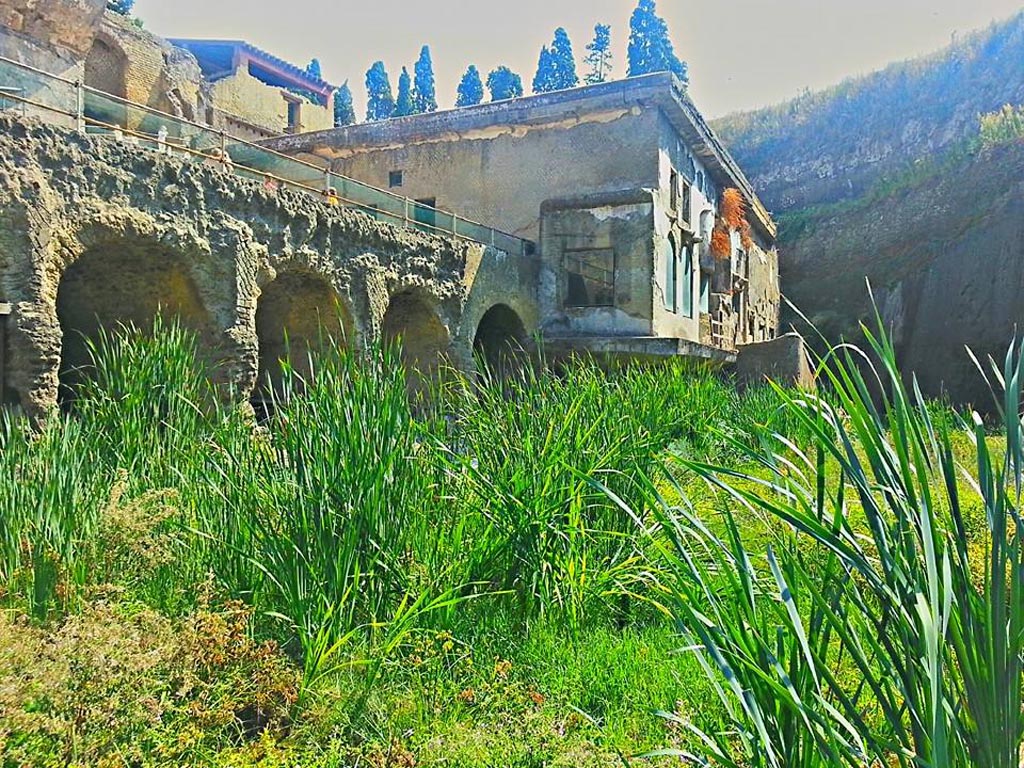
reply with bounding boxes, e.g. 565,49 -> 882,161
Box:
334,81 -> 356,126
486,66 -> 523,102
549,28 -> 579,89
456,65 -> 484,107
305,58 -> 323,81
413,45 -> 438,113
534,28 -> 579,93
394,67 -> 414,117
106,0 -> 134,14
627,0 -> 688,82
532,46 -> 556,93
365,61 -> 395,121
584,23 -> 613,84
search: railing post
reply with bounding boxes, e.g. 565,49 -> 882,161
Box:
324,168 -> 331,191
404,198 -> 410,226
219,130 -> 227,164
75,80 -> 85,133
452,213 -> 458,237
490,228 -> 496,248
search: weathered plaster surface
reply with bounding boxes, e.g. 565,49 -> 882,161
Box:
0,116 -> 537,416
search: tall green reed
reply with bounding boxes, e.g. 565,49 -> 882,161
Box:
184,336 -> 455,691
643,317 -> 1024,766
0,414 -> 106,619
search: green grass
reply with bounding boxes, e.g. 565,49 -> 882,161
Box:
0,317 -> 1012,766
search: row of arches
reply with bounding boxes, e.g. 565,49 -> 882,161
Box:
52,243 -> 530,407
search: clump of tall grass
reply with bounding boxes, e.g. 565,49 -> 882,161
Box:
643,319 -> 1024,767
182,337 -> 460,693
441,361 -> 659,629
0,414 -> 106,619
73,315 -> 216,490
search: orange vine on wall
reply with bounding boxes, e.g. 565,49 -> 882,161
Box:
720,188 -> 746,230
710,226 -> 732,259
712,187 -> 755,259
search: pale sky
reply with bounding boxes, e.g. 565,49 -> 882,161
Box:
134,0 -> 1024,120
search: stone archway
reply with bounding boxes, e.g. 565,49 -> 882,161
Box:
56,241 -> 214,401
84,36 -> 129,128
381,289 -> 449,395
254,272 -> 353,402
473,303 -> 528,381
84,37 -> 127,99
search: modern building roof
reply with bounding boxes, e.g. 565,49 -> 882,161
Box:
169,39 -> 335,98
264,72 -> 775,239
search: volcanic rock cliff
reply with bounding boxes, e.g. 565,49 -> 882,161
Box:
714,12 -> 1024,406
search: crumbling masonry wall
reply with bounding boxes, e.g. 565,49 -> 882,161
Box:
0,0 -> 105,79
0,115 -> 537,417
86,12 -> 205,124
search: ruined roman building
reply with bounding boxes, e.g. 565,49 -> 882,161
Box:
0,0 -> 802,419
269,76 -> 783,358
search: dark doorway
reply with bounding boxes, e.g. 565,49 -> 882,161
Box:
56,242 -> 212,402
381,290 -> 449,397
473,304 -> 528,382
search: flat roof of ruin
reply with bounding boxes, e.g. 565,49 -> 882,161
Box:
265,72 -> 776,239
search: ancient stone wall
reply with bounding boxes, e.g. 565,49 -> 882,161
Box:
0,0 -> 103,82
0,0 -> 104,57
84,12 -> 204,123
273,105 -> 662,244
539,191 -> 656,339
0,115 -> 538,417
736,333 -> 814,390
210,70 -> 333,137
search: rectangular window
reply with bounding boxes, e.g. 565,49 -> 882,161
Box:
681,246 -> 693,318
389,170 -> 404,188
565,249 -> 615,307
669,169 -> 680,213
680,180 -> 692,224
285,99 -> 301,133
663,241 -> 677,313
700,272 -> 710,313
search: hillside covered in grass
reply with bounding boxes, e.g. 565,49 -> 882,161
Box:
713,12 -> 1024,407
714,11 -> 1024,212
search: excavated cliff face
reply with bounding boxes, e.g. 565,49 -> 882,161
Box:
713,12 -> 1024,405
781,140 -> 1024,407
0,116 -> 502,417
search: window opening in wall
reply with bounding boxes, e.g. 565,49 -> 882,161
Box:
285,98 -> 301,133
669,168 -> 680,213
680,179 -> 692,225
733,290 -> 744,319
565,248 -> 615,307
700,272 -> 710,313
663,237 -> 677,313
389,170 -> 404,188
681,245 -> 693,318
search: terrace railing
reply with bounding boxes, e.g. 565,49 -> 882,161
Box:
0,55 -> 534,258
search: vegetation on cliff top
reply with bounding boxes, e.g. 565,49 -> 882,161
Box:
713,11 -> 1024,211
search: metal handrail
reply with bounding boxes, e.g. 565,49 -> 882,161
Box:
0,54 -> 534,256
